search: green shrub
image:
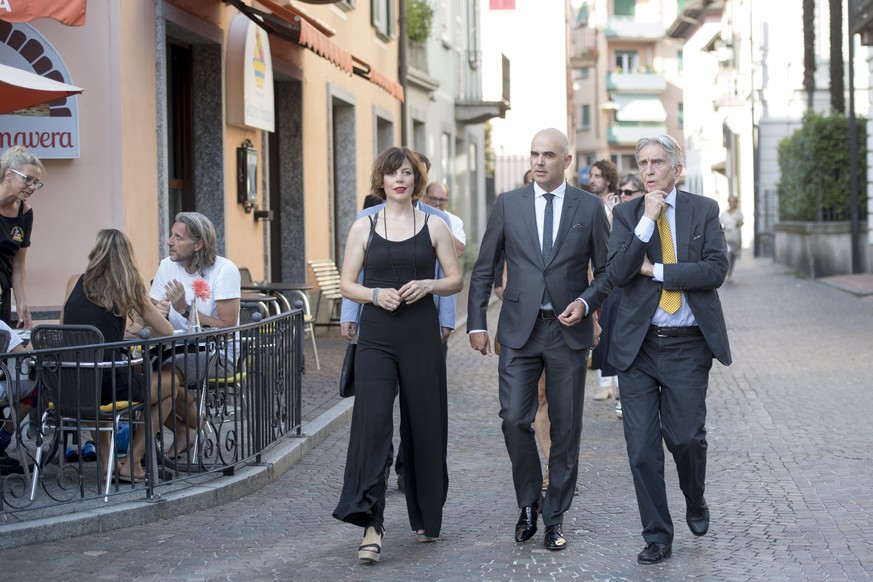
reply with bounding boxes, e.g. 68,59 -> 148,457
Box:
777,110 -> 867,221
407,0 -> 434,44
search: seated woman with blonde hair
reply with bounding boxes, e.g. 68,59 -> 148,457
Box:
61,229 -> 195,482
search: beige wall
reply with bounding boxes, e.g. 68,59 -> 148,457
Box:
25,1 -> 161,311
19,0 -> 402,311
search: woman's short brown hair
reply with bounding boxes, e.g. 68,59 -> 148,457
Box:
369,147 -> 428,202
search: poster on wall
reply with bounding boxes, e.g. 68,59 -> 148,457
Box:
227,14 -> 275,132
0,22 -> 81,159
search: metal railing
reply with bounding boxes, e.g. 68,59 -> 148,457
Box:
0,310 -> 303,515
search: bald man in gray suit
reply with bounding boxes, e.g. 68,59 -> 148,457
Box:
467,128 -> 611,551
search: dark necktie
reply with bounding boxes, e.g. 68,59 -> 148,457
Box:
542,193 -> 555,261
542,193 -> 554,306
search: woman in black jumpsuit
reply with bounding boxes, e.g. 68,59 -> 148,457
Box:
333,147 -> 462,563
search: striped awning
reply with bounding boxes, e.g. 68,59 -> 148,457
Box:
0,0 -> 87,26
612,93 -> 667,123
227,0 -> 403,101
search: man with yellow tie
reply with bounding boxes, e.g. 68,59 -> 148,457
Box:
606,135 -> 732,565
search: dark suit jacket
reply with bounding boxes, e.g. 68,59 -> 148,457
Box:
467,183 -> 612,351
607,190 -> 732,370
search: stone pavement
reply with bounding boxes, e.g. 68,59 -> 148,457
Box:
2,256 -> 873,581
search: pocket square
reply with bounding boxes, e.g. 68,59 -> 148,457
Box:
572,223 -> 583,229
692,234 -> 702,240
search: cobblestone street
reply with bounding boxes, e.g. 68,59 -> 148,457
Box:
2,256 -> 872,581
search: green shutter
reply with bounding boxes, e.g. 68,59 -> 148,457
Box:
614,0 -> 635,17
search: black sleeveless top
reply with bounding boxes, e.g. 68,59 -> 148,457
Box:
364,214 -> 436,291
62,276 -> 143,403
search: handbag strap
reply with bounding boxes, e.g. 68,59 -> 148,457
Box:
355,213 -> 378,327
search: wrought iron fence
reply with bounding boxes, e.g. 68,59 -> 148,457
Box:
0,310 -> 303,515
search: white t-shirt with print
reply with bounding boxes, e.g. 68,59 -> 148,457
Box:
149,255 -> 241,331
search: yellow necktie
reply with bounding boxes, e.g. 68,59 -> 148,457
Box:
657,208 -> 682,314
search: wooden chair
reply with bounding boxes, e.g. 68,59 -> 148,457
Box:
308,259 -> 343,327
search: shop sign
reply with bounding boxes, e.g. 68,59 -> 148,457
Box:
0,23 -> 80,158
227,14 -> 275,132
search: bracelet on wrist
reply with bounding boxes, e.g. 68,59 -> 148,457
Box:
371,287 -> 381,305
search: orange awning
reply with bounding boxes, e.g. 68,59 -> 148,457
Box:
0,62 -> 83,115
227,0 -> 403,101
0,0 -> 87,26
248,0 -> 354,75
352,57 -> 405,102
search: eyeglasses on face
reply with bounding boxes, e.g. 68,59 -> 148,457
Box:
618,188 -> 642,197
8,168 -> 44,190
427,196 -> 448,203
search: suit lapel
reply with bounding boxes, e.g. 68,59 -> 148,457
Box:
674,190 -> 693,262
520,186 -> 544,267
547,187 -> 579,266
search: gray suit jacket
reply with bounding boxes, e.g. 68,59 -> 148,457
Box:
467,183 -> 612,351
607,190 -> 732,370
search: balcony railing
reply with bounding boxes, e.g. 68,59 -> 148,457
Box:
605,17 -> 666,39
0,311 -> 303,517
606,71 -> 667,93
408,41 -> 428,73
713,69 -> 749,108
608,123 -> 668,146
455,51 -> 510,125
570,27 -> 598,68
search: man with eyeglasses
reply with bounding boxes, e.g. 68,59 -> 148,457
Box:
425,182 -> 465,258
0,145 -> 44,329
607,135 -> 731,565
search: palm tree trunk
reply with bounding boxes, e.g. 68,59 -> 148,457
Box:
829,0 -> 845,113
803,0 -> 816,109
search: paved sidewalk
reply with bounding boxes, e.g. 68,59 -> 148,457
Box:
3,257 -> 873,580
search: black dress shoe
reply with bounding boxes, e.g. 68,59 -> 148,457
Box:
514,503 -> 539,542
543,524 -> 566,551
686,504 -> 710,536
637,542 -> 672,564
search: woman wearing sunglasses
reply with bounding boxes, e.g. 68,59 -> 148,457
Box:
0,145 -> 44,329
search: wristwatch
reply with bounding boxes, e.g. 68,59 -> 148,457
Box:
181,306 -> 191,319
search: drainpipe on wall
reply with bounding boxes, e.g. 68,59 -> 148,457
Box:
399,0 -> 409,147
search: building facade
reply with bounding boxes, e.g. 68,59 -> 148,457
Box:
570,0 -> 686,185
670,0 -> 869,259
1,0 -> 503,317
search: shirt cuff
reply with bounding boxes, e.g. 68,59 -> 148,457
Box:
574,298 -> 590,316
653,263 -> 664,282
635,216 -> 655,243
468,329 -> 487,334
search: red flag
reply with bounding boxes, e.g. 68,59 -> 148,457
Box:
490,0 -> 516,9
0,0 -> 88,27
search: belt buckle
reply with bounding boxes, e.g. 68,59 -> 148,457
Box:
655,326 -> 669,338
